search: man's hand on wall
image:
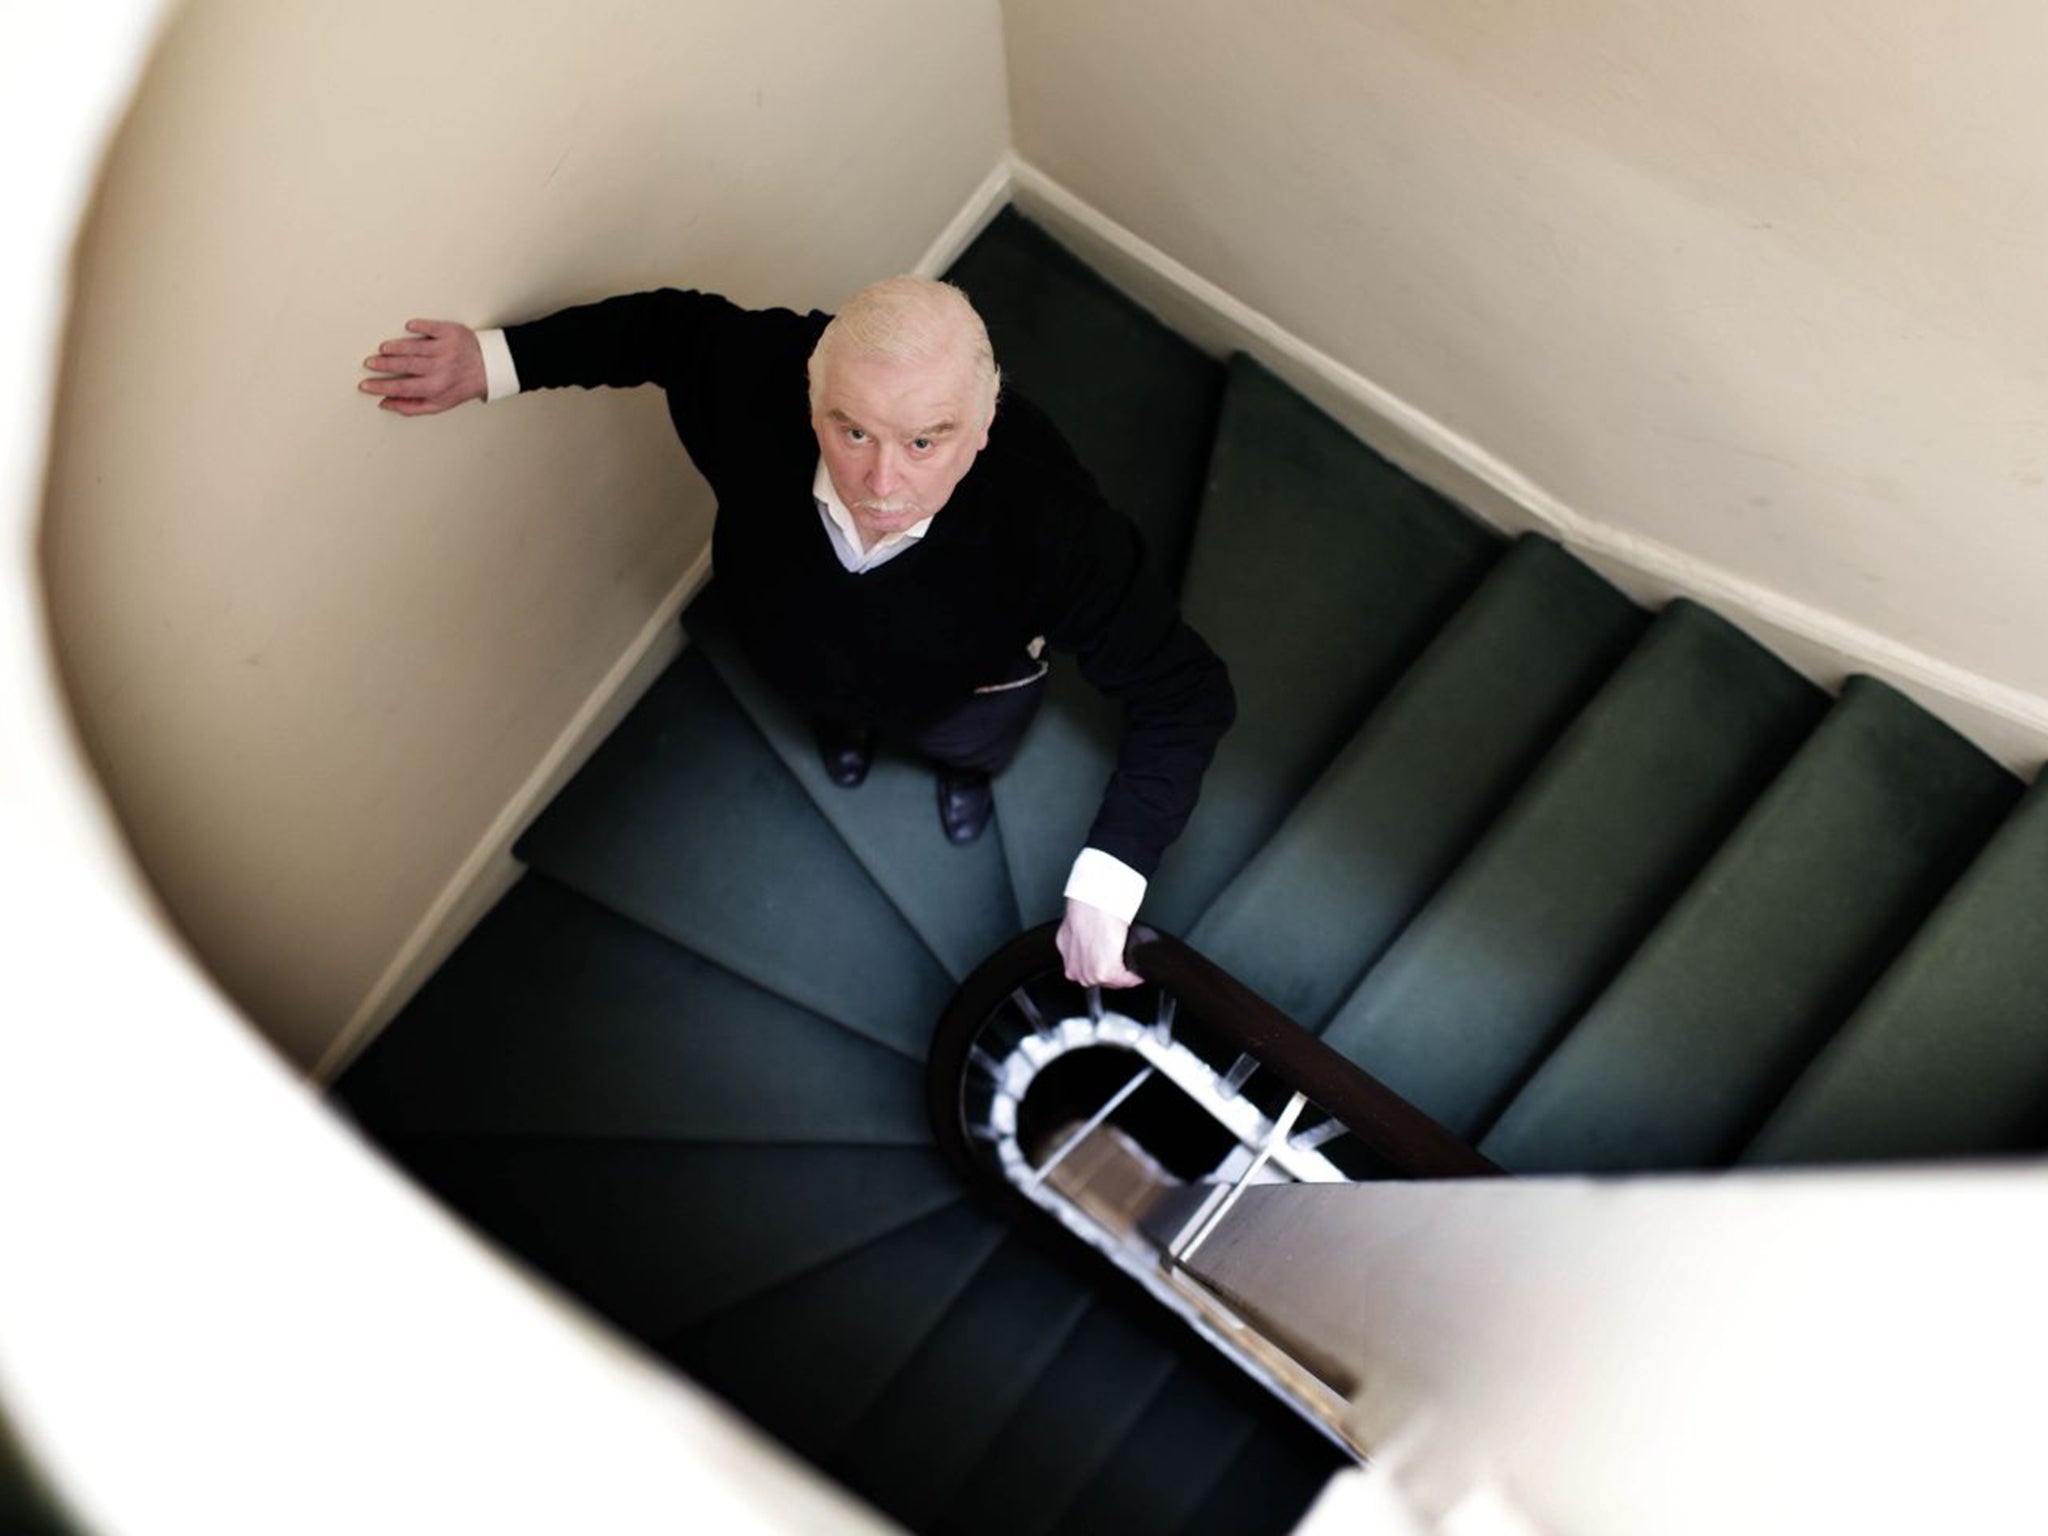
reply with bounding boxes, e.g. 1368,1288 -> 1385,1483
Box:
359,320 -> 486,415
1057,898 -> 1143,989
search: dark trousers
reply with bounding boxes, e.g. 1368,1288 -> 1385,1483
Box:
909,671 -> 1049,777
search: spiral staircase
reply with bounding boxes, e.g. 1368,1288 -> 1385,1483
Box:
334,208 -> 2048,1533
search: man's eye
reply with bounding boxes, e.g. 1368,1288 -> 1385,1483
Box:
845,428 -> 868,443
912,437 -> 933,452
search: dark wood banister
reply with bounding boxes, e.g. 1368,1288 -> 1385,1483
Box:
928,921 -> 1503,1183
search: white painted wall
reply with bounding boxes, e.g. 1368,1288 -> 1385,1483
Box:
41,0 -> 1010,1071
1004,0 -> 2048,765
1198,1169 -> 2048,1536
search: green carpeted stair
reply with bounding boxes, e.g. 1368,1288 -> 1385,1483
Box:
1143,355 -> 1500,934
1316,598 -> 1830,1140
1484,676 -> 2020,1171
1187,532 -> 1648,1027
832,1232 -> 1094,1528
337,204 -> 2048,1532
1742,771 -> 2048,1164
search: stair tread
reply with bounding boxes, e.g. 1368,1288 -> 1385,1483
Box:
948,212 -> 1225,923
515,647 -> 956,1058
1191,534 -> 1645,1027
1175,1418 -> 1345,1536
665,1201 -> 1006,1462
1320,599 -> 1827,1138
336,875 -> 927,1145
1052,1361 -> 1268,1536
1743,773 -> 2048,1165
935,1300 -> 1182,1536
384,1136 -> 963,1342
828,1230 -> 1095,1530
688,589 -> 1022,981
1144,355 -> 1501,934
1485,676 -> 2020,1172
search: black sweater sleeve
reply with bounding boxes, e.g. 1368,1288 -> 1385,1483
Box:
1031,421 -> 1236,882
502,288 -> 749,392
501,288 -> 828,489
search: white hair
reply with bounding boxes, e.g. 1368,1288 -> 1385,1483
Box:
807,276 -> 1001,422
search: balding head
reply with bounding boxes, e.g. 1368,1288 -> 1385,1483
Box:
808,277 -> 1000,426
808,277 -> 1002,548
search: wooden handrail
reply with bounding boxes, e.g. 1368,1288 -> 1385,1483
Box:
928,922 -> 1502,1184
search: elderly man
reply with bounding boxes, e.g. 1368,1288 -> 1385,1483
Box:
361,277 -> 1233,987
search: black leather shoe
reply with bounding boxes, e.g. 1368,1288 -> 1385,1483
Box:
936,769 -> 994,845
815,721 -> 873,789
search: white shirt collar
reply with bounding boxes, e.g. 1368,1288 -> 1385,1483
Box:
813,458 -> 933,573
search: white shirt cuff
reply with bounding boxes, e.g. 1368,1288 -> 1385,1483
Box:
477,327 -> 521,402
1063,848 -> 1148,924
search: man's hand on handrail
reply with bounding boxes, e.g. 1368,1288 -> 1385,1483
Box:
1057,898 -> 1143,989
359,319 -> 486,416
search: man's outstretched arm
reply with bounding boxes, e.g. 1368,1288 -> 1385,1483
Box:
359,319 -> 491,415
369,293 -> 825,415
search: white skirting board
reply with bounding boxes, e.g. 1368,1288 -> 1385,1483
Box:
1007,157 -> 2048,776
913,158 -> 1014,280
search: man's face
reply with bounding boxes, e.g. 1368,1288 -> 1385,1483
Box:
812,340 -> 992,548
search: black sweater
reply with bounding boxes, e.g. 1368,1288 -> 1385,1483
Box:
504,289 -> 1234,879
